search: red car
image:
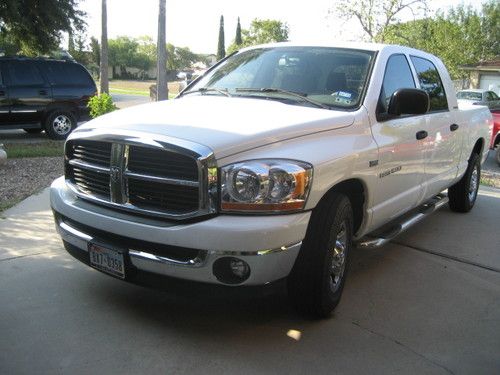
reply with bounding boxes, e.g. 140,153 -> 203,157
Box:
491,111 -> 500,166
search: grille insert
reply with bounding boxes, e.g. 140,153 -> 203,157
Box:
66,139 -> 204,218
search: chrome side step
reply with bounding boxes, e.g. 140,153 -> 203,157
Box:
356,194 -> 449,249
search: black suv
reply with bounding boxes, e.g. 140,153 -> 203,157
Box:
0,57 -> 97,139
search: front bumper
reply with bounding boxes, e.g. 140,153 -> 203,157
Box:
51,177 -> 310,286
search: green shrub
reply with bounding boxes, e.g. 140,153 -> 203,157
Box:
87,93 -> 118,118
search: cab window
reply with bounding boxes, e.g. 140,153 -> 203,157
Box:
377,54 -> 415,115
410,56 -> 448,112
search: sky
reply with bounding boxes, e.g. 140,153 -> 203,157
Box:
78,0 -> 485,54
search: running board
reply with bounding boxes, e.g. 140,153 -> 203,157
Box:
356,194 -> 449,249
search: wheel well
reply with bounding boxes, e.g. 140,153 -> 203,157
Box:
43,104 -> 78,123
494,134 -> 500,148
321,179 -> 365,235
471,138 -> 484,157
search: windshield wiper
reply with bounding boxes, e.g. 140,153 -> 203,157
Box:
235,88 -> 330,109
182,87 -> 232,97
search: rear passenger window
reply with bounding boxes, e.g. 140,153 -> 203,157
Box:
410,56 -> 448,112
43,62 -> 93,86
7,61 -> 45,86
378,54 -> 415,114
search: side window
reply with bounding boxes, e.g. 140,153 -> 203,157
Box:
0,65 -> 3,86
486,91 -> 498,101
43,62 -> 94,86
7,61 -> 45,86
378,54 -> 415,114
410,56 -> 448,112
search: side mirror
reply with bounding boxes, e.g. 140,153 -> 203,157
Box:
388,88 -> 429,116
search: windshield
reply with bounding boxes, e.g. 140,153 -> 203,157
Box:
185,47 -> 375,109
457,91 -> 482,101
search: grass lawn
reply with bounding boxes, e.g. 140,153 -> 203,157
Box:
104,79 -> 182,97
3,141 -> 64,158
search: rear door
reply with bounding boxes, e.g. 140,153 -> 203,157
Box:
0,62 -> 10,124
410,56 -> 461,198
4,60 -> 52,124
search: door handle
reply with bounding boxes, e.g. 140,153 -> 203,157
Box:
416,130 -> 428,140
450,123 -> 459,131
39,90 -> 48,96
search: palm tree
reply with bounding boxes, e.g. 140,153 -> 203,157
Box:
156,0 -> 168,101
99,0 -> 109,94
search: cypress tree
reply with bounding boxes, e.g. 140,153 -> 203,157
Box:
217,15 -> 225,60
235,17 -> 242,45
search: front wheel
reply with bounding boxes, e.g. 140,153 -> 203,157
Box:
288,193 -> 353,318
448,153 -> 480,213
44,111 -> 77,140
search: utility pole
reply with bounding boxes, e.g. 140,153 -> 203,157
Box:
99,0 -> 109,94
156,0 -> 168,101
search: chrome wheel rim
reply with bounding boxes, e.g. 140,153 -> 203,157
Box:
468,166 -> 479,203
330,221 -> 347,293
52,115 -> 72,135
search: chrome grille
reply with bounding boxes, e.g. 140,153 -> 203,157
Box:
65,135 -> 216,220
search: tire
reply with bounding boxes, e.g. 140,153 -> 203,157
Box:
23,128 -> 43,134
44,110 -> 77,140
287,193 -> 353,318
495,146 -> 500,167
448,153 -> 480,213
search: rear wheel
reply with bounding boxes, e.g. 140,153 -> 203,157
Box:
287,193 -> 353,318
44,110 -> 77,140
23,128 -> 43,134
448,153 -> 480,213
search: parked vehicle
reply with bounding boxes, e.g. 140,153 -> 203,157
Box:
490,111 -> 500,166
51,43 -> 492,317
457,89 -> 500,111
0,57 -> 97,139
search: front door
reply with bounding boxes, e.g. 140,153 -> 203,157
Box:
0,63 -> 10,124
370,54 -> 426,229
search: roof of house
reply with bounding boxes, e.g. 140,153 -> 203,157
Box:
460,57 -> 500,71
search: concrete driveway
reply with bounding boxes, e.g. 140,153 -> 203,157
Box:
0,187 -> 499,374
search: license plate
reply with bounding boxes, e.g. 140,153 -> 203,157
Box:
88,242 -> 125,279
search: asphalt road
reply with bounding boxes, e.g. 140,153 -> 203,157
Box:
1,186 -> 499,374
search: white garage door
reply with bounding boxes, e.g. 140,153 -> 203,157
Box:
479,74 -> 500,95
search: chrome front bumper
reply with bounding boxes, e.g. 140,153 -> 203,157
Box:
52,177 -> 309,286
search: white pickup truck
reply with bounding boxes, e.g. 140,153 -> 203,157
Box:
51,43 -> 492,317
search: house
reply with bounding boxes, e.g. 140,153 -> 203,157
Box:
460,58 -> 500,95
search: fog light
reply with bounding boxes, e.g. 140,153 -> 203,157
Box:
213,257 -> 251,284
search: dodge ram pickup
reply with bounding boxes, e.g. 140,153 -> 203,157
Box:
51,43 -> 492,317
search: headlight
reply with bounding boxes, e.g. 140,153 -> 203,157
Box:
221,159 -> 313,213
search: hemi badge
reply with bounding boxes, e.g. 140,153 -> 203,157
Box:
369,160 -> 379,167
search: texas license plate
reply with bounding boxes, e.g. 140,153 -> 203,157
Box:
89,242 -> 125,279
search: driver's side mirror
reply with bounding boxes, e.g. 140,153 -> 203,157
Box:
388,88 -> 430,117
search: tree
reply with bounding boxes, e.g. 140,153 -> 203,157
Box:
0,0 -> 86,55
235,17 -> 242,45
227,18 -> 289,54
157,0 -> 168,101
333,0 -> 428,42
217,15 -> 225,60
383,1 -> 499,78
100,0 -> 109,94
90,37 -> 100,68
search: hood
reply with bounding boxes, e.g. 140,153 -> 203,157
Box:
76,96 -> 354,159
